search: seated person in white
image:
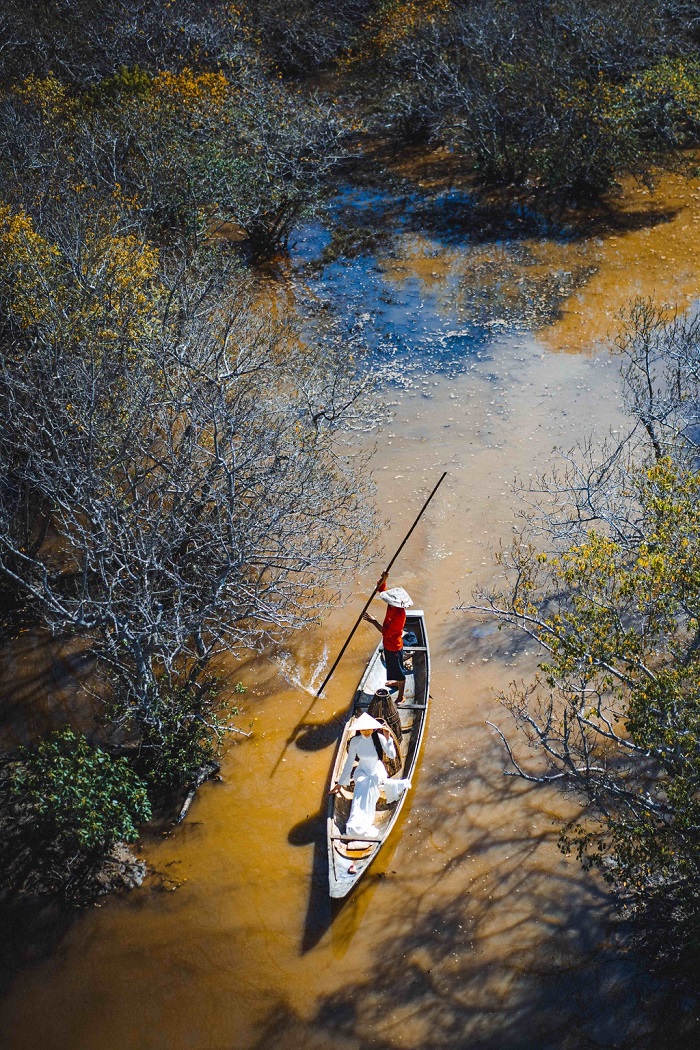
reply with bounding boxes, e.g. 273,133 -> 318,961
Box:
330,711 -> 412,840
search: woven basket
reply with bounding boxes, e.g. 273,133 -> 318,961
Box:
368,688 -> 402,777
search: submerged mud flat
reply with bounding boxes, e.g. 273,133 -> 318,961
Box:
3,165 -> 700,1050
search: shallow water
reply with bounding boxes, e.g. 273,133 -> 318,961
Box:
3,162 -> 700,1050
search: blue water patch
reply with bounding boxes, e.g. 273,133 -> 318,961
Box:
290,180 -> 576,384
305,255 -> 492,383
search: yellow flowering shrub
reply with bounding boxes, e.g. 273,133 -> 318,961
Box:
492,452 -> 700,948
363,0 -> 451,56
0,204 -> 62,329
632,58 -> 700,135
0,204 -> 165,359
12,73 -> 77,119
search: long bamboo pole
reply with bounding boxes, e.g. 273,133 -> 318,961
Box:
316,471 -> 447,697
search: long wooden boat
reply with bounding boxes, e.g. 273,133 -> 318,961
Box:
327,610 -> 430,898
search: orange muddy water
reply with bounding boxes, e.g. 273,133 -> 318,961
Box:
3,166 -> 700,1050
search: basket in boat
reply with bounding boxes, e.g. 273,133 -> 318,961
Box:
368,689 -> 402,776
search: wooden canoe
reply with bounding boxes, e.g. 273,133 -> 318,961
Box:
327,610 -> 430,899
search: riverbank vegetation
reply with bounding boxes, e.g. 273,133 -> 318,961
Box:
348,1 -> 700,201
4,2 -> 700,214
0,206 -> 374,890
478,300 -> 700,969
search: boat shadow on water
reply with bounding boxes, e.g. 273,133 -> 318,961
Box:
287,807 -> 334,955
277,700 -> 336,943
289,804 -> 411,957
285,713 -> 346,955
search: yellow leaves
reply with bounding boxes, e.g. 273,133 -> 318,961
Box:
560,534 -> 621,594
0,203 -> 165,358
112,185 -> 142,212
0,204 -> 62,329
0,204 -> 54,257
12,74 -> 75,118
151,69 -> 232,116
73,228 -> 165,351
541,458 -> 700,649
632,57 -> 700,119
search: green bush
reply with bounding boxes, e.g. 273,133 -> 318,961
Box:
351,0 -> 700,200
11,728 -> 151,852
133,681 -> 237,788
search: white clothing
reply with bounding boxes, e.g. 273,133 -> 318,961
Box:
338,733 -> 411,838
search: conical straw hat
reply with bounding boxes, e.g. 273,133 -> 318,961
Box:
352,712 -> 384,732
377,586 -> 413,609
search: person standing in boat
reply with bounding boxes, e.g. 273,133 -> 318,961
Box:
363,570 -> 413,704
329,712 -> 411,856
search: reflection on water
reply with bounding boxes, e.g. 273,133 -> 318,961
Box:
3,159 -> 700,1049
293,180 -> 570,383
294,157 -> 700,374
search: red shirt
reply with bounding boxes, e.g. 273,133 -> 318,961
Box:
378,580 -> 405,651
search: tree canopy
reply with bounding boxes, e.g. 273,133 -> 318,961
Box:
478,301 -> 700,960
0,205 -> 373,768
4,0 -> 700,902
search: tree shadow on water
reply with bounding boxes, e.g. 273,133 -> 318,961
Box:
0,892 -> 76,1000
267,740 -> 700,1050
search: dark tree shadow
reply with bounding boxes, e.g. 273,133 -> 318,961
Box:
0,894 -> 76,1000
329,144 -> 683,248
441,607 -> 536,669
0,630 -> 98,747
265,720 -> 700,1050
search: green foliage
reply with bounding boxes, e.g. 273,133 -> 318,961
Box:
632,58 -> 700,146
133,680 -> 237,787
0,62 -> 345,257
351,1 -> 700,199
11,728 -> 151,852
478,299 -> 700,959
492,455 -> 700,956
92,65 -> 154,103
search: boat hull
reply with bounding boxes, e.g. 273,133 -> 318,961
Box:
327,611 -> 430,898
